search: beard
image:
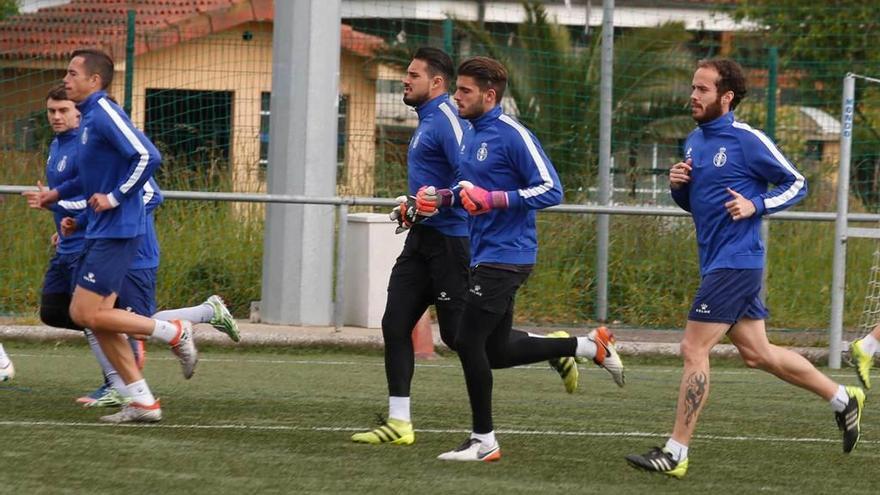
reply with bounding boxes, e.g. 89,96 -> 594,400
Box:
403,88 -> 429,107
694,97 -> 724,124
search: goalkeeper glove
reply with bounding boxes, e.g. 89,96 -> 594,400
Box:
458,180 -> 508,216
389,195 -> 421,234
415,186 -> 453,217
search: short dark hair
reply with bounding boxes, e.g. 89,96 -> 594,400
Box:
47,84 -> 69,101
457,56 -> 508,101
697,58 -> 747,110
71,49 -> 114,89
413,47 -> 454,87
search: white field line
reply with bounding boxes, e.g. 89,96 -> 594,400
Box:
0,420 -> 875,446
5,352 -> 860,379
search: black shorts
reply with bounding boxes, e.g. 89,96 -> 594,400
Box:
387,224 -> 470,306
466,265 -> 531,315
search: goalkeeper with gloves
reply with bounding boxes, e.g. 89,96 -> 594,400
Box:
352,49 -> 616,450
416,57 -> 625,463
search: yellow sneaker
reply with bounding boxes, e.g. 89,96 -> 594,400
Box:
850,339 -> 873,390
547,331 -> 579,394
351,417 -> 414,445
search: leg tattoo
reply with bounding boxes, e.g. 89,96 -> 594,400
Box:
683,371 -> 707,426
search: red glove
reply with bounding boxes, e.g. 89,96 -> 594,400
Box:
458,181 -> 508,215
415,186 -> 453,217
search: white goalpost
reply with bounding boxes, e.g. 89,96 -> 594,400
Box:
829,73 -> 880,368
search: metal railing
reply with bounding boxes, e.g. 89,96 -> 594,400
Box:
4,184 -> 880,357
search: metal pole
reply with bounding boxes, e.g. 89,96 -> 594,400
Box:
761,48 -> 777,303
123,10 -> 135,116
595,0 -> 614,322
651,143 -> 658,202
261,0 -> 341,325
443,17 -> 454,56
334,204 -> 348,332
829,74 -> 856,369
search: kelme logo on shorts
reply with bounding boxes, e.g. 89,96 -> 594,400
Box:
695,303 -> 710,314
83,272 -> 96,284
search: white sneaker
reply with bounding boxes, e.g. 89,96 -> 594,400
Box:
589,326 -> 625,387
170,320 -> 198,379
0,345 -> 14,382
99,401 -> 162,423
437,438 -> 501,462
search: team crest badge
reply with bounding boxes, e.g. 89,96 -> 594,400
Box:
57,155 -> 67,172
477,142 -> 489,162
81,127 -> 88,144
713,147 -> 727,167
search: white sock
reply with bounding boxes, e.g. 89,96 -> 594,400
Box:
127,379 -> 156,406
111,378 -> 130,398
860,334 -> 879,356
106,372 -> 127,395
153,303 -> 214,325
575,337 -> 598,359
388,396 -> 411,423
151,320 -> 180,344
85,329 -> 119,378
830,384 -> 850,413
471,431 -> 496,447
0,343 -> 9,366
664,438 -> 688,462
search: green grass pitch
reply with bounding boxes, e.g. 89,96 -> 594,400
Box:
0,343 -> 876,494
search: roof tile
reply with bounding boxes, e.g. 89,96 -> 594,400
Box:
0,0 -> 383,61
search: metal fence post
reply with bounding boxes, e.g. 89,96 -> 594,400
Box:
334,203 -> 348,332
123,9 -> 135,116
595,0 -> 614,322
829,74 -> 856,369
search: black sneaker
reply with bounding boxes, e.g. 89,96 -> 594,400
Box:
835,386 -> 865,453
625,447 -> 688,479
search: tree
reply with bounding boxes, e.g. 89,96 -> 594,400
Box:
455,2 -> 695,197
730,0 -> 880,209
0,0 -> 17,21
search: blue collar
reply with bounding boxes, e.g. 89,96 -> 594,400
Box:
698,111 -> 735,136
76,90 -> 107,113
470,105 -> 503,131
56,128 -> 79,143
415,93 -> 452,120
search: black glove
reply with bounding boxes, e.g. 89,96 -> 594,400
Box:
389,195 -> 422,234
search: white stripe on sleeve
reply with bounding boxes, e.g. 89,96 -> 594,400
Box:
57,199 -> 87,211
439,101 -> 464,146
733,121 -> 805,210
97,98 -> 150,196
142,180 -> 154,205
499,114 -> 554,199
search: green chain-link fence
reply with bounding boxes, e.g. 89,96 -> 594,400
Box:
2,0 -> 879,332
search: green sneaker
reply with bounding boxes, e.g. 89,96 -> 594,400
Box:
835,386 -> 866,453
626,447 -> 689,479
351,416 -> 414,445
850,339 -> 873,390
547,331 -> 579,394
84,388 -> 131,408
207,295 -> 240,342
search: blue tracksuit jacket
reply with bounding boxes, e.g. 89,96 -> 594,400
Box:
408,94 -> 469,237
671,111 -> 807,275
56,90 -> 161,239
457,105 -> 562,266
46,129 -> 86,255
